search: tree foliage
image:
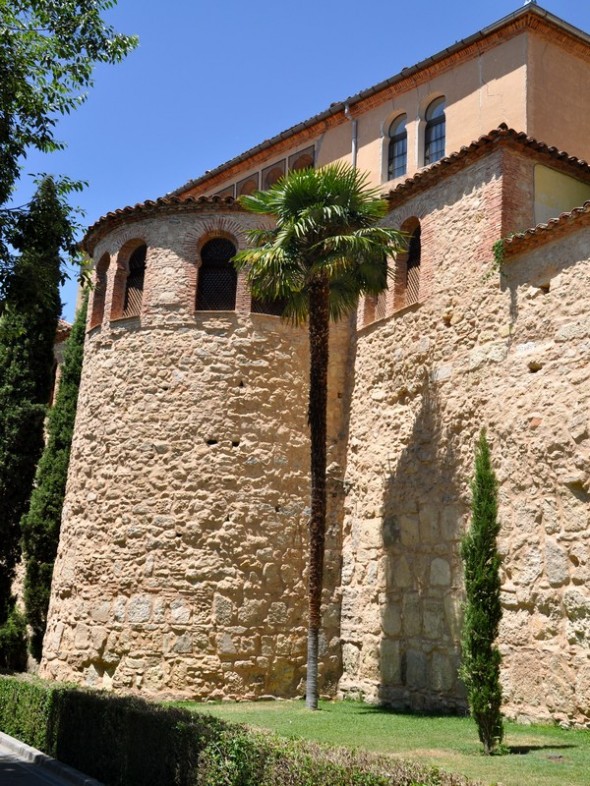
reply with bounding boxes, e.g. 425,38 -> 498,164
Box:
0,176 -> 73,669
460,429 -> 504,754
22,292 -> 88,660
235,163 -> 403,709
0,0 -> 137,285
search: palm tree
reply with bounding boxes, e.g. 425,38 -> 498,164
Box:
234,163 -> 403,709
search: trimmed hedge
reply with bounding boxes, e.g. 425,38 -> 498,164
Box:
0,676 -> 480,786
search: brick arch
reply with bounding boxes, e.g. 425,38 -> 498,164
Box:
394,216 -> 421,310
89,253 -> 110,329
111,238 -> 148,320
195,233 -> 239,312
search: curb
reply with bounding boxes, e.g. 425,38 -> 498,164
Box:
0,731 -> 104,786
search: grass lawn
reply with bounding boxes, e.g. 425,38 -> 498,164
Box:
177,699 -> 590,786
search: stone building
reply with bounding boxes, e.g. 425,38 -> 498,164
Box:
41,4 -> 590,726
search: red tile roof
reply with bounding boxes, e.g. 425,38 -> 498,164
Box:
83,195 -> 239,253
503,200 -> 590,256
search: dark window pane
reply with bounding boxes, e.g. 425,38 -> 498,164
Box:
196,238 -> 237,311
123,245 -> 146,317
388,115 -> 407,179
425,98 -> 445,165
406,227 -> 421,305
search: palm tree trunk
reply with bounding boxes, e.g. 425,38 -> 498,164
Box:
305,273 -> 330,710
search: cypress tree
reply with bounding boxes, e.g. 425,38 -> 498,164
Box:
22,294 -> 88,660
0,177 -> 72,670
460,429 -> 504,754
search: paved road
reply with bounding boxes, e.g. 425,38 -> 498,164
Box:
0,749 -> 71,785
0,734 -> 102,786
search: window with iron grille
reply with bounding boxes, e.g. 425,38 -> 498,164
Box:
406,226 -> 421,305
123,245 -> 146,317
388,115 -> 407,179
424,97 -> 445,165
196,238 -> 237,311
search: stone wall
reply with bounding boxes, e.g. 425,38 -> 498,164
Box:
339,149 -> 590,725
41,207 -> 349,699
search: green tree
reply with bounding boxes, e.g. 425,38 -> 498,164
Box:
21,293 -> 87,660
0,0 -> 137,282
460,429 -> 504,754
234,163 -> 403,709
0,176 -> 74,669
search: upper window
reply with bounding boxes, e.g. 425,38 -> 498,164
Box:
262,160 -> 286,189
388,114 -> 407,180
196,238 -> 238,311
424,97 -> 445,165
123,245 -> 146,318
289,147 -> 315,172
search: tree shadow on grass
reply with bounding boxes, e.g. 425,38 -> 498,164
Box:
352,703 -> 468,720
507,744 -> 577,755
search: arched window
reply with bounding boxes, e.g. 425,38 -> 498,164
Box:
89,253 -> 109,329
289,147 -> 315,172
424,97 -> 445,165
111,241 -> 147,320
262,160 -> 286,189
196,238 -> 237,311
394,218 -> 421,310
406,226 -> 421,305
387,114 -> 407,179
123,244 -> 146,317
237,174 -> 259,197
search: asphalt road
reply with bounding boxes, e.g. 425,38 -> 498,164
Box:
0,735 -> 102,786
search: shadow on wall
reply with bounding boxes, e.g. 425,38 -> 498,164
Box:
379,370 -> 468,713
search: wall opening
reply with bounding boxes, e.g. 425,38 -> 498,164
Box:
196,237 -> 238,311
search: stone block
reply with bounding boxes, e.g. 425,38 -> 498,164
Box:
423,599 -> 445,639
399,515 -> 420,547
213,594 -> 234,626
380,639 -> 401,684
429,652 -> 455,692
419,505 -> 440,543
545,540 -> 569,587
382,603 -> 402,636
402,592 -> 421,637
430,558 -> 451,586
127,595 -> 152,624
405,650 -> 427,689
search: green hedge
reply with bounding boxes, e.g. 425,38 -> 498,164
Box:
0,676 -> 479,786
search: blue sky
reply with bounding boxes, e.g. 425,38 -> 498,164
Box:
12,0 -> 590,320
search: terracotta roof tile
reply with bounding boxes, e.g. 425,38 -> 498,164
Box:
503,200 -> 590,256
83,195 -> 240,253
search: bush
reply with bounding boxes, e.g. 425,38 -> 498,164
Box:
21,294 -> 88,660
0,607 -> 27,672
460,430 -> 503,754
0,676 -> 480,786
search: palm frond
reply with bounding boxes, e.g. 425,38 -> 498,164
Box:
237,163 -> 404,323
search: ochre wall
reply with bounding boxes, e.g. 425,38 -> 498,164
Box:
528,33 -> 590,161
338,149 -> 590,725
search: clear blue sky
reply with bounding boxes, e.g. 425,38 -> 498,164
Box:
12,0 -> 590,321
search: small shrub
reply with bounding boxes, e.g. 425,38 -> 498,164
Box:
460,430 -> 503,754
0,607 -> 27,672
